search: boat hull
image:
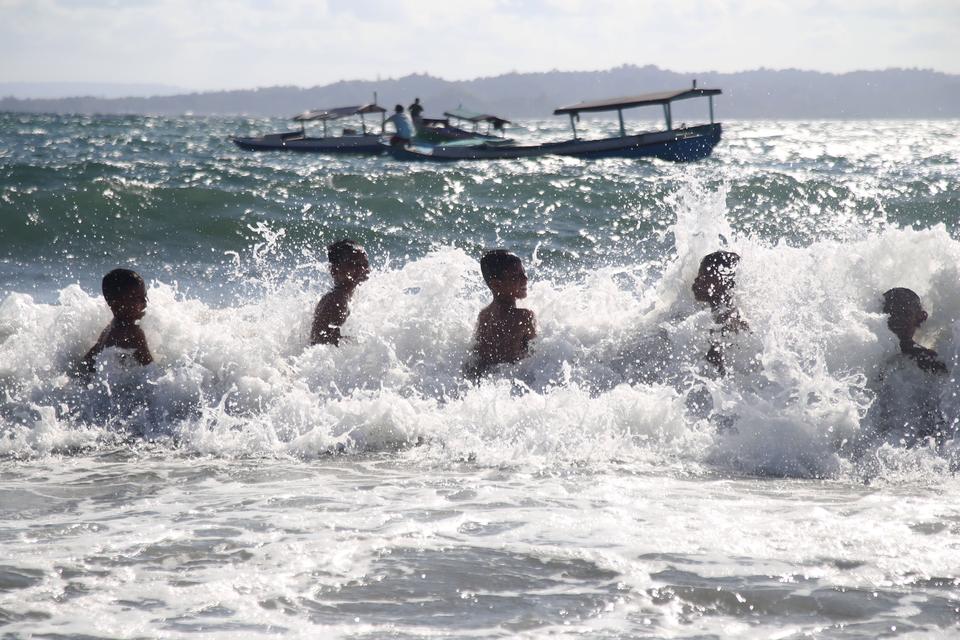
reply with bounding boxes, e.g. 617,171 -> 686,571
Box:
232,127 -> 510,155
389,123 -> 722,162
232,132 -> 386,154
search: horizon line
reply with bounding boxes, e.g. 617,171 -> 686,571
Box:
2,63 -> 957,100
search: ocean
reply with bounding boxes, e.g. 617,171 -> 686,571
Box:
1,113 -> 959,638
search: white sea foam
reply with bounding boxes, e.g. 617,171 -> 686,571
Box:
1,186 -> 958,479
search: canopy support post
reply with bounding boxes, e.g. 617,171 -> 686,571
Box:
361,112 -> 367,135
322,120 -> 328,138
381,111 -> 386,133
617,109 -> 625,137
663,103 -> 673,131
709,96 -> 715,124
569,113 -> 578,139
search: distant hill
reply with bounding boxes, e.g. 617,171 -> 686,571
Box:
0,81 -> 189,100
2,65 -> 958,119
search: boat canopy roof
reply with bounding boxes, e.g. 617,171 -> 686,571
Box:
443,107 -> 511,126
293,103 -> 386,121
554,88 -> 721,115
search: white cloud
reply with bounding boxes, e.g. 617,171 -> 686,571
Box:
1,0 -> 957,89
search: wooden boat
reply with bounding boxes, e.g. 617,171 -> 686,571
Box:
443,108 -> 511,137
234,103 -> 514,153
233,104 -> 388,153
388,84 -> 722,162
403,108 -> 513,144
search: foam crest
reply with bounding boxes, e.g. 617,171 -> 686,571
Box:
1,190 -> 958,477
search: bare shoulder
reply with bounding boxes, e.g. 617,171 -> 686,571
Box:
316,289 -> 348,315
315,290 -> 335,311
476,303 -> 496,321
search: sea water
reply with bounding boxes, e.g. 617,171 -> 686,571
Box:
1,114 -> 959,638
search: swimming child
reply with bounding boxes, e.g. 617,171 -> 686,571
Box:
866,287 -> 949,447
82,268 -> 153,372
465,250 -> 537,378
881,287 -> 947,374
692,251 -> 748,376
310,239 -> 371,346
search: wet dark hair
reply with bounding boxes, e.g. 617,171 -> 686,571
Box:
327,239 -> 367,265
882,287 -> 922,315
698,250 -> 740,277
102,268 -> 145,302
480,250 -> 522,284
394,104 -> 404,113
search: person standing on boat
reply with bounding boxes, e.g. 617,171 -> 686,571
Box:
386,104 -> 416,146
408,98 -> 424,126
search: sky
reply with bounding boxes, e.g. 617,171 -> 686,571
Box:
2,0 -> 958,93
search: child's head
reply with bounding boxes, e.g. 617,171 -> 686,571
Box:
102,268 -> 147,323
480,250 -> 527,300
882,287 -> 927,342
394,104 -> 404,113
692,250 -> 740,307
328,239 -> 370,287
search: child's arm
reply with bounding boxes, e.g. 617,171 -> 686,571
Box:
81,325 -> 111,373
906,345 -> 948,375
130,326 -> 153,366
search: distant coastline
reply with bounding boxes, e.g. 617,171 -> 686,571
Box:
2,64 -> 958,119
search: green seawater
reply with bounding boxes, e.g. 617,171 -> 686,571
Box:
2,114 -> 957,301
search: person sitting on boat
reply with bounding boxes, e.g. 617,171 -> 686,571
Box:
692,250 -> 749,377
408,98 -> 424,125
386,105 -> 416,146
311,240 -> 371,346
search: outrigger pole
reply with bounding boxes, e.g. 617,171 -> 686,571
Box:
375,91 -> 386,133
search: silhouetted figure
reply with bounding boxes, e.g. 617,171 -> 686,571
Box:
465,250 -> 537,379
865,287 -> 950,447
83,269 -> 153,373
408,97 -> 424,125
692,251 -> 748,376
882,287 -> 947,374
311,240 -> 371,346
